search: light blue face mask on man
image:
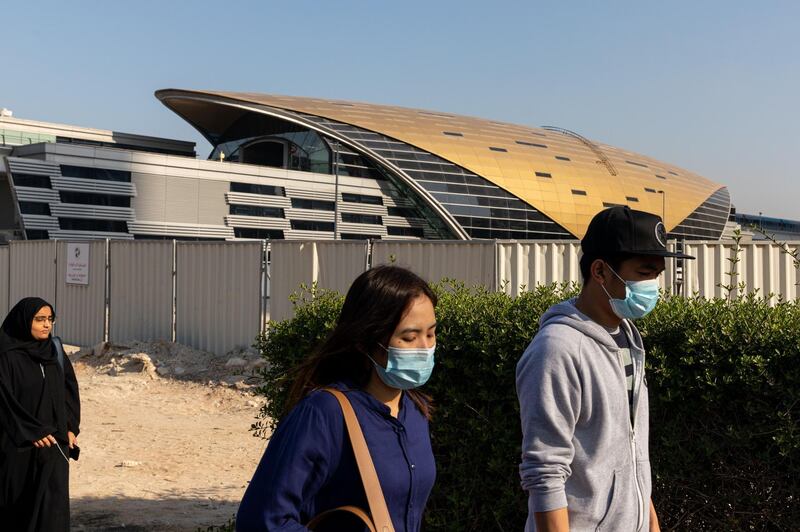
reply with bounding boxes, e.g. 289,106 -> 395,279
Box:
601,263 -> 660,320
368,344 -> 436,390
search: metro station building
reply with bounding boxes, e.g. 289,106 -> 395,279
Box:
0,90 -> 731,242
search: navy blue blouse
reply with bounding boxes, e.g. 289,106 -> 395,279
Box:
236,382 -> 436,531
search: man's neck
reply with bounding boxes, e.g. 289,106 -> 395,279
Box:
575,289 -> 623,329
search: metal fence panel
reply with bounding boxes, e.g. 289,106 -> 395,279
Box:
269,240 -> 368,322
0,247 -> 8,319
775,243 -> 800,300
109,240 -> 174,343
737,242 -> 799,300
496,241 -> 582,296
55,240 -> 107,346
8,240 -> 57,309
681,241 -> 800,301
371,241 -> 496,288
176,241 -> 263,355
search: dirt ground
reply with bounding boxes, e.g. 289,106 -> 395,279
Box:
66,341 -> 271,531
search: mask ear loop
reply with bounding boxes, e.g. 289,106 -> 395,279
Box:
600,282 -> 615,301
367,343 -> 390,369
600,262 -> 628,303
604,263 -> 627,284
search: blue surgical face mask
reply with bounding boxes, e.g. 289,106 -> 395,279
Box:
601,263 -> 660,320
368,344 -> 435,390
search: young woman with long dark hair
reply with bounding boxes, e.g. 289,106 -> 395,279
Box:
237,265 -> 437,531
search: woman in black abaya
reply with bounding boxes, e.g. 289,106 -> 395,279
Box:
0,297 -> 81,531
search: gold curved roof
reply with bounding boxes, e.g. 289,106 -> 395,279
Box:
157,89 -> 727,237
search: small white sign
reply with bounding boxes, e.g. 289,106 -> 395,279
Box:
66,243 -> 90,285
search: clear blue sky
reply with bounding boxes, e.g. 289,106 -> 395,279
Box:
3,1 -> 798,219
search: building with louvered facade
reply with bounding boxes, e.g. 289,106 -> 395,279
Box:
0,91 -> 732,242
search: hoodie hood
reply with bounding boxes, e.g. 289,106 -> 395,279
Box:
538,298 -> 644,352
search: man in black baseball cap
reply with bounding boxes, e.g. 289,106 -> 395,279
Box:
517,207 -> 693,531
581,205 -> 695,262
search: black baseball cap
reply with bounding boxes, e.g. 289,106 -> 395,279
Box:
581,206 -> 695,259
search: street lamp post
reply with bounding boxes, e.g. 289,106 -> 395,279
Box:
326,140 -> 340,240
657,190 -> 666,223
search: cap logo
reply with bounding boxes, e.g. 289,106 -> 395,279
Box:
655,222 -> 667,248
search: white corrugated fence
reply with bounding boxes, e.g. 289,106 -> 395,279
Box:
109,240 -> 174,343
176,241 -> 263,355
0,239 -> 796,352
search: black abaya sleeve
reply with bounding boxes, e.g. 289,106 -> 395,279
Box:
63,355 -> 81,436
0,357 -> 55,447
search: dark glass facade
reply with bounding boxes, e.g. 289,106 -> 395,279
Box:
60,165 -> 131,182
207,112 -> 386,180
670,188 -> 731,240
58,218 -> 128,233
12,174 -> 52,188
207,110 -> 450,239
234,228 -> 284,239
18,201 -> 52,215
387,226 -> 425,237
341,193 -> 383,205
59,191 -> 131,207
291,220 -> 334,232
341,233 -> 381,240
25,230 -> 49,239
300,114 -> 573,239
230,182 -> 285,196
291,198 -> 334,211
341,213 -> 382,225
56,136 -> 195,157
229,204 -> 284,218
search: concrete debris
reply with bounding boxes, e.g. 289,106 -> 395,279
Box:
65,340 -> 265,391
225,357 -> 247,368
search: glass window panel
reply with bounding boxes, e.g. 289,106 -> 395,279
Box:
25,229 -> 49,240
60,165 -> 131,182
341,233 -> 381,240
18,201 -> 51,215
341,193 -> 383,205
60,191 -> 131,207
58,218 -> 128,232
234,228 -> 284,239
230,182 -> 286,196
290,220 -> 334,232
229,204 -> 285,218
341,213 -> 383,225
387,226 -> 424,237
291,198 -> 335,211
11,174 -> 52,188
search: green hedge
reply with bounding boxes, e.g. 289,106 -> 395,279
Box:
253,283 -> 800,531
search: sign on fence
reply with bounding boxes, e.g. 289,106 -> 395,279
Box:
65,242 -> 90,285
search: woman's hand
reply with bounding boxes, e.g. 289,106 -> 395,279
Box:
68,431 -> 78,449
33,434 -> 57,448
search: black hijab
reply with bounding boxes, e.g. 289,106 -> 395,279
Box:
0,297 -> 56,364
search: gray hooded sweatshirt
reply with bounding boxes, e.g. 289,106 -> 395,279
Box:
516,299 -> 651,532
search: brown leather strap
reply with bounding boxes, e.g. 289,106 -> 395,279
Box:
306,505 -> 377,532
322,388 -> 395,532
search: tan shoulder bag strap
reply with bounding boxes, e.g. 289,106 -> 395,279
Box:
321,387 -> 396,532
